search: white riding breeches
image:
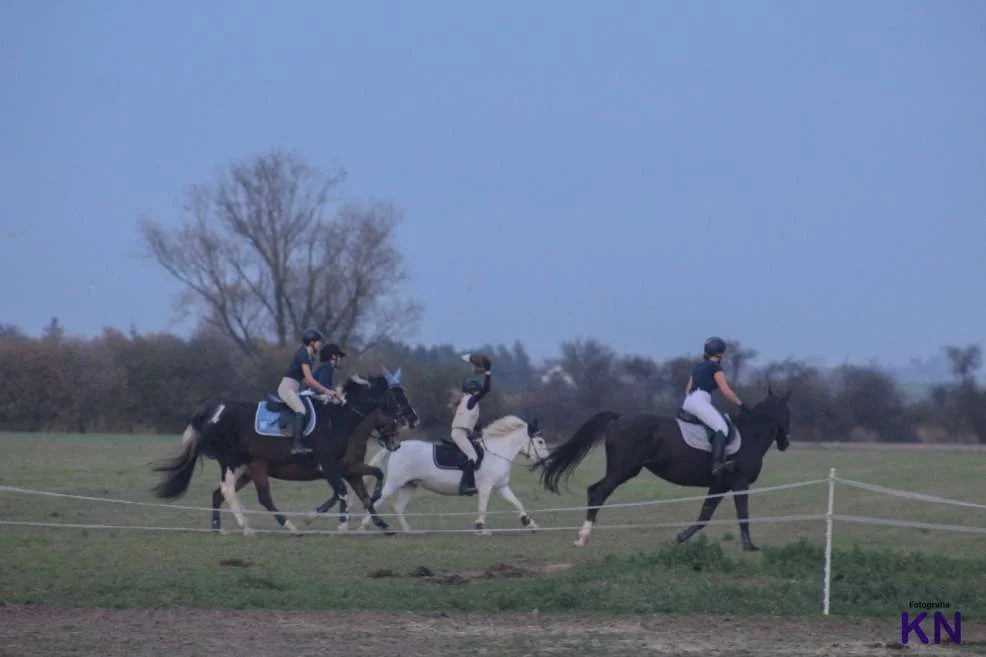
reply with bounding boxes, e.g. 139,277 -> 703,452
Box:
277,377 -> 306,414
682,390 -> 728,434
450,427 -> 479,462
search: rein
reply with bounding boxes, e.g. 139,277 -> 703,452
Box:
478,430 -> 536,463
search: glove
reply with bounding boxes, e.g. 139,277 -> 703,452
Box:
739,403 -> 752,414
462,353 -> 492,373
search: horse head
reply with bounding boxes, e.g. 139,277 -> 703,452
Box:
339,369 -> 419,430
754,383 -> 792,451
483,415 -> 551,462
366,405 -> 403,452
523,417 -> 552,461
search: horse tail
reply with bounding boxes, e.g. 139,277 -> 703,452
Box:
532,411 -> 620,494
151,406 -> 214,499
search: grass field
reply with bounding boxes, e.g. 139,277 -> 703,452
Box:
2,432 -> 986,656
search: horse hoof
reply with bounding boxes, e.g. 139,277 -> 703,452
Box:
743,543 -> 760,552
217,527 -> 228,536
573,538 -> 586,548
336,524 -> 349,533
284,521 -> 303,536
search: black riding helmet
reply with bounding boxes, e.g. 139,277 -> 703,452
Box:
319,343 -> 346,362
704,336 -> 727,358
301,327 -> 325,346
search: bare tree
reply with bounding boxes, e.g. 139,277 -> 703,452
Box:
139,150 -> 423,356
725,340 -> 758,384
943,344 -> 981,384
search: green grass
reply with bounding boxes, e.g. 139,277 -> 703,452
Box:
2,432 -> 985,616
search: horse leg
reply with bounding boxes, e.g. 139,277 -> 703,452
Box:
349,472 -> 390,532
346,461 -> 385,503
675,484 -> 730,544
211,470 -> 251,534
732,482 -> 759,551
496,484 -> 538,531
314,449 -> 350,527
359,477 -> 398,532
301,492 -> 340,529
219,463 -> 254,536
391,484 -> 415,533
250,462 -> 301,535
575,467 -> 640,548
474,482 -> 494,535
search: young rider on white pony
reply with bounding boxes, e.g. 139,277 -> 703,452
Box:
450,353 -> 492,496
682,336 -> 751,476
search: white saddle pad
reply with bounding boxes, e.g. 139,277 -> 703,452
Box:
675,419 -> 741,456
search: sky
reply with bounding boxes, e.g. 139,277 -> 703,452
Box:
1,0 -> 984,371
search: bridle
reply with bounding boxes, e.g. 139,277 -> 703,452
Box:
477,428 -> 545,464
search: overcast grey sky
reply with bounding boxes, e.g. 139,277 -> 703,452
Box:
2,0 -> 984,369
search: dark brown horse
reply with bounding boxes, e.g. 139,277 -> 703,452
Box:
531,387 -> 791,550
152,371 -> 419,536
209,406 -> 404,534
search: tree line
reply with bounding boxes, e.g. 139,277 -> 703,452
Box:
0,318 -> 983,444
3,149 -> 982,443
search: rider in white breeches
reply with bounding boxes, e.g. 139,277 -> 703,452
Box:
682,336 -> 751,476
450,363 -> 491,496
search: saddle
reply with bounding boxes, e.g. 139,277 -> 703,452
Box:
434,432 -> 486,471
264,389 -> 317,412
254,390 -> 317,438
675,408 -> 737,443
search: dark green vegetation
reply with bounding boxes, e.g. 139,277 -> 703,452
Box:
4,317 -> 986,447
2,433 -> 984,619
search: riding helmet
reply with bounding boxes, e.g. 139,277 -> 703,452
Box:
703,336 -> 727,357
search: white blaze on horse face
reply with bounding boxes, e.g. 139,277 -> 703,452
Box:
220,465 -> 250,532
530,436 -> 550,460
209,404 -> 226,424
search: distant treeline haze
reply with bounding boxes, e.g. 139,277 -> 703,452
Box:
1,319 -> 983,444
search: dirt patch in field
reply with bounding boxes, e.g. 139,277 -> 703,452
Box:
3,606 -> 983,657
369,561 -> 575,585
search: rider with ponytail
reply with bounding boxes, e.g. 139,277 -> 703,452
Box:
279,328 -> 336,455
682,337 -> 750,476
450,353 -> 492,496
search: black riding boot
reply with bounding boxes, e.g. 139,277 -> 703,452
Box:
459,459 -> 477,496
291,413 -> 312,455
711,430 -> 729,476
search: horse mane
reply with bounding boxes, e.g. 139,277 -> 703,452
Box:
341,374 -> 374,396
482,415 -> 527,440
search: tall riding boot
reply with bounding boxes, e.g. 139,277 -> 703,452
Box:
291,413 -> 312,455
711,431 -> 728,476
459,459 -> 477,496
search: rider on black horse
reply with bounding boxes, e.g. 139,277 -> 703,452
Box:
682,337 -> 751,476
278,328 -> 337,455
314,342 -> 347,390
450,354 -> 492,496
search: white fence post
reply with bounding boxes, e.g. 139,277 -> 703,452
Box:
823,467 -> 836,615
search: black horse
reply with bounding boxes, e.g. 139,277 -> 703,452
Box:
152,370 -> 419,536
532,387 -> 791,550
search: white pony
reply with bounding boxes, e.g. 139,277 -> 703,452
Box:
354,415 -> 551,535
